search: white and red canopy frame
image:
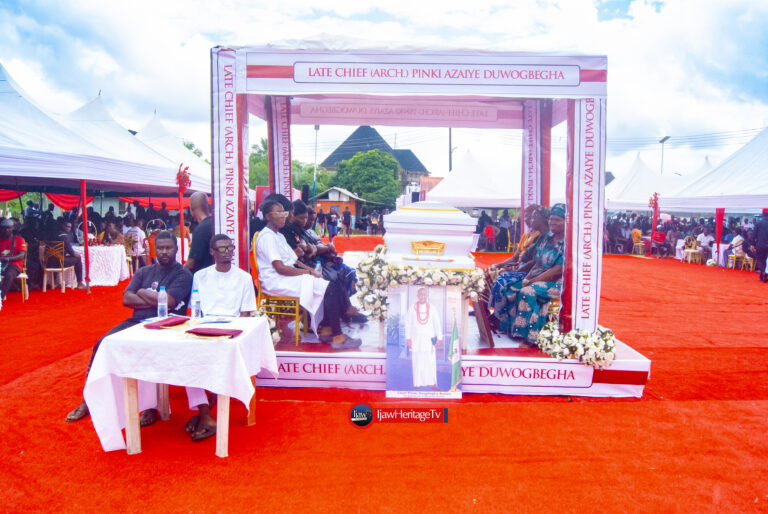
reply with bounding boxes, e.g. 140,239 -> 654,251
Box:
210,45 -> 607,333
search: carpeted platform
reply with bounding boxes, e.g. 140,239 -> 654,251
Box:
2,250 -> 768,512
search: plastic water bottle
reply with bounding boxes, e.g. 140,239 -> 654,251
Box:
314,260 -> 322,276
190,288 -> 201,319
157,286 -> 168,318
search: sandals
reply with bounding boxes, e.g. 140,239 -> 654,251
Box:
140,409 -> 159,427
65,402 -> 89,422
191,424 -> 217,442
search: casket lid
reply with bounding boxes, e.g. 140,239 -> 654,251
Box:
384,201 -> 476,227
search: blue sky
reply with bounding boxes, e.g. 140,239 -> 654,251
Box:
1,0 -> 767,179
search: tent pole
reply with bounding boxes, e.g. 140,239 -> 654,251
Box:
81,179 -> 91,294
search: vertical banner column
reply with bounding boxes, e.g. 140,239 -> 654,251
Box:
540,99 -> 553,208
521,99 -> 541,231
266,96 -> 293,199
563,98 -> 606,334
211,48 -> 247,270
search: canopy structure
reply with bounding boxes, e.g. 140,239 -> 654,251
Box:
211,42 -> 608,333
0,63 -> 210,196
426,150 -> 520,207
661,127 -> 768,213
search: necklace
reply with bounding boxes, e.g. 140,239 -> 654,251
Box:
416,302 -> 429,325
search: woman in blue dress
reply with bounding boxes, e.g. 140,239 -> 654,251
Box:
488,205 -> 550,331
509,203 -> 566,343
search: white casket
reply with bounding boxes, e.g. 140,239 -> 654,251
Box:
383,201 -> 477,270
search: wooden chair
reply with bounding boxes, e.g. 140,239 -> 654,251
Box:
250,232 -> 307,346
727,254 -> 744,269
546,298 -> 561,322
16,252 -> 29,302
682,236 -> 701,264
40,241 -> 75,293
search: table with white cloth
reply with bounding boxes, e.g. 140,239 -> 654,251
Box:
176,237 -> 189,264
711,244 -> 730,266
73,245 -> 131,286
83,316 -> 278,457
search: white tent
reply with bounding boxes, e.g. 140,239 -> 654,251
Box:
136,114 -> 210,189
605,153 -> 689,211
0,63 -> 208,195
661,127 -> 768,213
426,150 -> 520,208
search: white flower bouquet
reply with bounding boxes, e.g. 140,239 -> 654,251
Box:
536,321 -> 617,369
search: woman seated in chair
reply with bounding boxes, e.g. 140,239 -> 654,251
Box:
487,205 -> 550,324
255,197 -> 362,350
491,203 -> 565,344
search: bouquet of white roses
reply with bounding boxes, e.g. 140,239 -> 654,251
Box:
536,321 -> 617,369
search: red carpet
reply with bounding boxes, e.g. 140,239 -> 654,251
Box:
2,254 -> 768,511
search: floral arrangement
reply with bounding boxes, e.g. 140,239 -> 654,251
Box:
252,304 -> 281,345
648,192 -> 659,209
706,258 -> 717,267
536,321 -> 617,369
176,164 -> 191,193
356,245 -> 486,321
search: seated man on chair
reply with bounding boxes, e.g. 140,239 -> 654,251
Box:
0,219 -> 26,302
184,234 -> 257,441
65,231 -> 192,424
50,220 -> 87,289
256,198 -> 362,349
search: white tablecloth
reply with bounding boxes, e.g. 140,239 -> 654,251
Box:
176,237 -> 189,264
73,245 -> 131,286
83,316 -> 278,452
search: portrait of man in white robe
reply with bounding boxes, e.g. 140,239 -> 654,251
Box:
405,287 -> 443,389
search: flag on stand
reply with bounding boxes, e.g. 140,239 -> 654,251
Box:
449,320 -> 461,391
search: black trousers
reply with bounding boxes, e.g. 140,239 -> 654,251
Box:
0,265 -> 21,298
86,319 -> 141,374
320,280 -> 351,336
757,246 -> 768,276
47,256 -> 83,283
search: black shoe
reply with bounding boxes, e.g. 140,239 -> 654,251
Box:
331,335 -> 362,350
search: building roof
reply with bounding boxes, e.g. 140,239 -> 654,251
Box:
316,186 -> 365,202
392,149 -> 428,173
320,126 -> 428,172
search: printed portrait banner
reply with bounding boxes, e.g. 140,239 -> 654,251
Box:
569,97 -> 606,333
267,95 -> 293,200
521,99 -> 541,229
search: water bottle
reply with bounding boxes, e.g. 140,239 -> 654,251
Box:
157,286 -> 168,318
190,288 -> 201,319
314,260 -> 322,276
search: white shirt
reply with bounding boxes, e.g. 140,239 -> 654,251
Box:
697,233 -> 715,249
254,226 -> 328,331
192,265 -> 257,317
731,234 -> 745,256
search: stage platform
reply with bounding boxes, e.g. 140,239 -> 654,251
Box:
255,315 -> 652,398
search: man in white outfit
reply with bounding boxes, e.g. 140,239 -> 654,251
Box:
185,233 -> 257,441
405,287 -> 442,389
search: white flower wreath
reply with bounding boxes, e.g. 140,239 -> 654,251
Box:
536,321 -> 617,368
355,245 -> 486,321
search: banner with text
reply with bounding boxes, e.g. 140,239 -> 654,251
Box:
569,98 -> 606,332
268,96 -> 293,199
211,48 -> 248,269
244,50 -> 607,98
521,99 -> 541,228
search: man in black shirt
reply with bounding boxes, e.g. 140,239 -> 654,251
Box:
50,220 -> 87,289
184,192 -> 213,274
342,206 -> 352,239
65,231 -> 192,423
755,210 -> 768,282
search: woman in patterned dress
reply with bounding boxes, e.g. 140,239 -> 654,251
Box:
488,205 -> 550,331
509,203 -> 566,344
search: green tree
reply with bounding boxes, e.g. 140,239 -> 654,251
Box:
249,138 -> 270,187
183,140 -> 210,164
331,149 -> 401,207
291,161 -> 335,197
